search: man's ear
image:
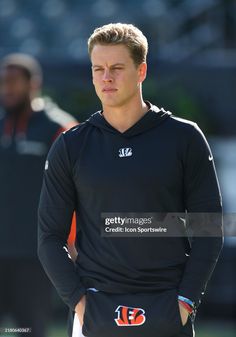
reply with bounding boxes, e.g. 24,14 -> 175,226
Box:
138,62 -> 147,83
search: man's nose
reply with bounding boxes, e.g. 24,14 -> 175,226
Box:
102,69 -> 112,82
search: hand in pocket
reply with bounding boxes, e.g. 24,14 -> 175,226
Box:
75,295 -> 86,327
178,302 -> 189,326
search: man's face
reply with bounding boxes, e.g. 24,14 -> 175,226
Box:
0,66 -> 31,111
91,44 -> 147,109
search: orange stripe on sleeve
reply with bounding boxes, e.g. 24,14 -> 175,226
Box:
67,212 -> 76,245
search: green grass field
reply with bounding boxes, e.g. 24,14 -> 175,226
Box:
1,320 -> 235,337
195,321 -> 236,337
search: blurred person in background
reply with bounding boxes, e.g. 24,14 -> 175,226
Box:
0,53 -> 78,337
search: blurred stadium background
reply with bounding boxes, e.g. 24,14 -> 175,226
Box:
0,0 -> 236,336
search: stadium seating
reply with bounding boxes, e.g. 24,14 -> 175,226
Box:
0,0 -> 234,61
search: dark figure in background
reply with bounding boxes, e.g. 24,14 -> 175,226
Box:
0,54 -> 77,337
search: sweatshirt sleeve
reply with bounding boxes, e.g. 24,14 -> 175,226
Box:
38,133 -> 86,311
178,124 -> 224,308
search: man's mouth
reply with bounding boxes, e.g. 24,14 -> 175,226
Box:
102,88 -> 118,93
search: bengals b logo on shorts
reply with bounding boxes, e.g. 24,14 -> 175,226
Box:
114,305 -> 146,326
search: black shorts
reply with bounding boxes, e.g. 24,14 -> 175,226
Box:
67,288 -> 195,337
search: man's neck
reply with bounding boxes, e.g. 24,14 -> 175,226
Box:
102,98 -> 149,133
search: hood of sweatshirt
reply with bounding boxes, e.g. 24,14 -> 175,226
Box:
87,101 -> 172,138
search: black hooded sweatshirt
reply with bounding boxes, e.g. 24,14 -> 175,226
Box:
38,102 -> 223,312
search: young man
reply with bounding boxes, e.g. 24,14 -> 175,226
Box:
38,24 -> 223,337
0,53 -> 77,337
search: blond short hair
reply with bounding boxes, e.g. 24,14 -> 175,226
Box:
88,23 -> 148,66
